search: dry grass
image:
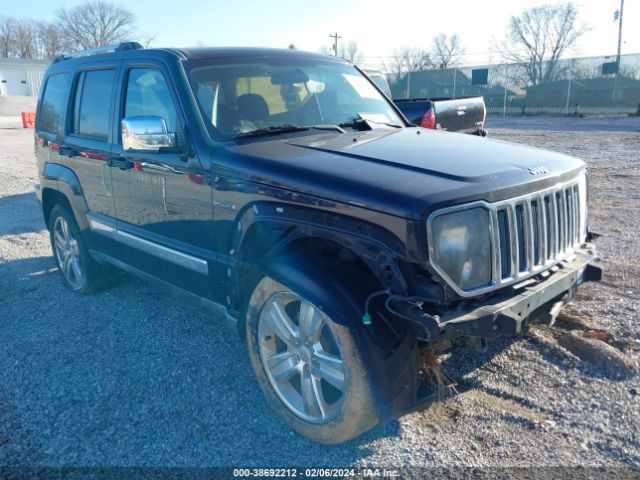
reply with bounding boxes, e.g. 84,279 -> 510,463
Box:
420,349 -> 459,399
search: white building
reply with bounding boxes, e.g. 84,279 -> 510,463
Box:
0,59 -> 50,96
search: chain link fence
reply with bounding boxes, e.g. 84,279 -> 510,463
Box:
388,53 -> 640,116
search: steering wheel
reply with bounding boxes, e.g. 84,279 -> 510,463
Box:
216,104 -> 256,135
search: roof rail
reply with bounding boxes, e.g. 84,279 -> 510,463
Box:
53,41 -> 143,63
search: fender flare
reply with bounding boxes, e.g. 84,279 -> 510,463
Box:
228,201 -> 409,299
41,163 -> 90,230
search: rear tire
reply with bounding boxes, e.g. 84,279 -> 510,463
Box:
48,204 -> 109,294
246,275 -> 380,444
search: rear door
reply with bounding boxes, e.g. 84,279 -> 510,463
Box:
60,63 -> 119,218
109,60 -> 215,298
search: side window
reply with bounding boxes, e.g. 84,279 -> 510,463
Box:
39,73 -> 69,134
72,69 -> 115,139
124,68 -> 178,133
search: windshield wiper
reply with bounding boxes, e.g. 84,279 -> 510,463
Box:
234,123 -> 348,139
234,124 -> 310,139
338,118 -> 402,129
308,124 -> 346,133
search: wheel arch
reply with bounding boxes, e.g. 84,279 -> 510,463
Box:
227,203 -> 410,332
41,163 -> 89,230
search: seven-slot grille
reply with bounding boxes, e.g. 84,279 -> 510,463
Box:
427,174 -> 587,297
490,178 -> 585,286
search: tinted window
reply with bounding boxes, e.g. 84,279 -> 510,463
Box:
39,73 -> 68,134
124,69 -> 177,133
72,69 -> 115,139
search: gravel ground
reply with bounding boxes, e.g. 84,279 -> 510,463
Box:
0,115 -> 639,472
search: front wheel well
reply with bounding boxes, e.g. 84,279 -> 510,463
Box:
235,233 -> 384,318
234,234 -> 412,350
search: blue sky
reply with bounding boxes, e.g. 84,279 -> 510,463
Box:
7,0 -> 639,68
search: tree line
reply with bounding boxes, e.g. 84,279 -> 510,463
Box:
317,32 -> 465,74
0,1 -> 149,60
385,2 -> 591,87
2,0 -> 592,89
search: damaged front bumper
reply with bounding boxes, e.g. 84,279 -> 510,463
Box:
405,244 -> 602,341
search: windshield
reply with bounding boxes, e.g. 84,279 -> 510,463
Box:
185,57 -> 404,140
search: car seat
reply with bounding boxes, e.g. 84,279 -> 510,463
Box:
236,93 -> 270,123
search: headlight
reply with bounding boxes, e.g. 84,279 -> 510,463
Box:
429,207 -> 492,291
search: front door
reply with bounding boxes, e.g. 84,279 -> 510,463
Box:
109,62 -> 215,298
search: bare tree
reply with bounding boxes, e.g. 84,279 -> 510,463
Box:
318,44 -> 333,56
0,16 -> 17,58
36,22 -> 75,59
495,2 -> 590,85
139,33 -> 156,48
0,4 -> 152,60
14,19 -> 39,59
56,1 -> 136,49
0,17 -> 43,59
339,40 -> 363,64
385,47 -> 433,80
431,33 -> 465,68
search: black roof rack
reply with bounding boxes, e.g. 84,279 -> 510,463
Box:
53,41 -> 143,63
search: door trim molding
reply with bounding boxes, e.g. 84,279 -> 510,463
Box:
87,213 -> 209,275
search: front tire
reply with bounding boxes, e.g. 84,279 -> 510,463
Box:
246,276 -> 379,444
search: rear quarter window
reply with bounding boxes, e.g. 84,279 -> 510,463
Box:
72,69 -> 116,139
39,73 -> 69,134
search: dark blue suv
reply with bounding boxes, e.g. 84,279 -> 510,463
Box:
34,42 -> 601,443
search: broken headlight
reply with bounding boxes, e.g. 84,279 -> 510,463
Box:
429,207 -> 492,292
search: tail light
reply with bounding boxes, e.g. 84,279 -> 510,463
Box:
420,106 -> 436,129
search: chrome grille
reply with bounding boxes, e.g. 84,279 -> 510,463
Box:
426,174 -> 587,298
490,179 -> 585,285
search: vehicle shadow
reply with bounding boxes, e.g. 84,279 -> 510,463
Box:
0,255 -> 396,467
0,192 -> 46,236
442,335 -> 517,380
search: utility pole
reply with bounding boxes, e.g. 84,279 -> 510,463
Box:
615,0 -> 624,63
329,32 -> 341,57
612,0 -> 624,108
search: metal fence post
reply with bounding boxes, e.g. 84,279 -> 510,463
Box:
407,71 -> 411,99
503,86 -> 507,116
564,75 -> 572,116
452,69 -> 457,99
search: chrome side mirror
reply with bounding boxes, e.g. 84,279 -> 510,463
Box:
121,116 -> 176,152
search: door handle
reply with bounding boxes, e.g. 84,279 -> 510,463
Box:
58,146 -> 74,157
107,157 -> 133,170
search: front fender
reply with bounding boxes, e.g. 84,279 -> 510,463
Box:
230,201 -> 409,293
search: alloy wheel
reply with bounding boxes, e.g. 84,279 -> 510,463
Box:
258,292 -> 347,424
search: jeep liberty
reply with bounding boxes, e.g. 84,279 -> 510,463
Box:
34,43 -> 602,444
